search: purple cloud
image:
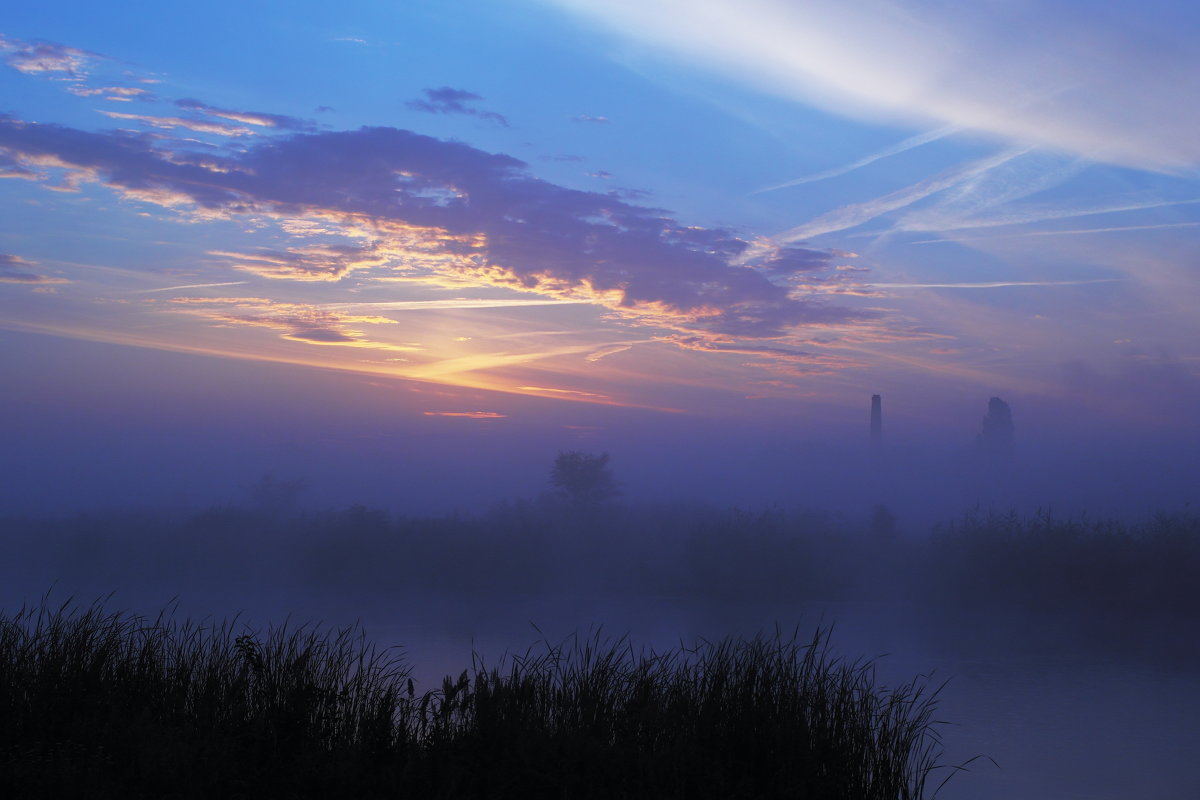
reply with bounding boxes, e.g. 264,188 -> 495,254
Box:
406,87 -> 509,127
0,115 -> 863,340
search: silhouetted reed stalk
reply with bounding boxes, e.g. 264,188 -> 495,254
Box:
0,599 -> 953,799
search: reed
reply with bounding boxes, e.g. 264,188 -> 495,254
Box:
0,597 -> 409,797
412,628 -> 950,799
0,598 -> 953,799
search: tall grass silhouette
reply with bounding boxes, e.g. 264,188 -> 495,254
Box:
0,598 -> 406,797
0,598 -> 954,799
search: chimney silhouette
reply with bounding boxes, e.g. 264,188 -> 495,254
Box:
870,394 -> 882,451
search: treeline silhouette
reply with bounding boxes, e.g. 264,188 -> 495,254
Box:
4,501 -> 1198,661
926,508 -> 1200,658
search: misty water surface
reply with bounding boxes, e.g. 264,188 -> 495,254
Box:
2,501 -> 1198,799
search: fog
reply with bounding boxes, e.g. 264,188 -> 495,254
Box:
4,393 -> 1196,526
3,486 -> 1199,798
3,336 -> 1200,797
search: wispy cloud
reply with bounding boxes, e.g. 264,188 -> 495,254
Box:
0,34 -> 98,78
98,110 -> 253,137
547,0 -> 1200,171
175,98 -> 314,131
662,334 -> 865,376
406,87 -> 509,127
0,150 -> 36,179
323,298 -> 591,311
570,114 -> 609,124
585,343 -> 635,362
166,297 -> 419,350
516,386 -> 611,400
207,244 -> 392,281
67,85 -> 155,101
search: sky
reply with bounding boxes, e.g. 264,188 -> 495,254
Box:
2,0 -> 1199,515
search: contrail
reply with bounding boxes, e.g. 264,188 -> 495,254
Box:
136,281 -> 248,293
871,279 -> 1118,289
910,221 -> 1200,243
896,198 -> 1200,236
750,125 -> 957,194
771,146 -> 1030,244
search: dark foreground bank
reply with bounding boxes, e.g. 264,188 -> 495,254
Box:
0,599 -> 955,799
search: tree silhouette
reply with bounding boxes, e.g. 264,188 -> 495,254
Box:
549,451 -> 619,508
250,473 -> 306,513
976,397 -> 1014,461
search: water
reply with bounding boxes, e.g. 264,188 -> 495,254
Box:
934,656 -> 1200,800
4,524 -> 1197,799
358,598 -> 1200,800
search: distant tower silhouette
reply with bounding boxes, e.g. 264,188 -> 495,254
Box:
870,394 -> 883,452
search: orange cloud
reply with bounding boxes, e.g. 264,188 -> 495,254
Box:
422,411 -> 506,418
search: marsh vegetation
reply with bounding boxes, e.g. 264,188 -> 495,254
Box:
0,600 -> 949,799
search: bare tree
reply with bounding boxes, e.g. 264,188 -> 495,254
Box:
549,451 -> 619,508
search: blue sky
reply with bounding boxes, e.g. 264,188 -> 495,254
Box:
2,0 -> 1198,512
